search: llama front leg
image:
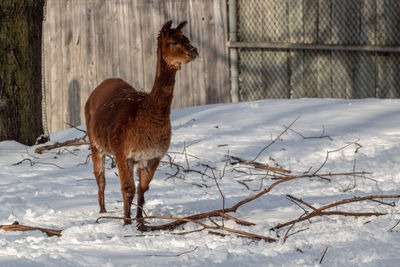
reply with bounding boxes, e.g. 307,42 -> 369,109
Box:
136,158 -> 160,230
115,156 -> 136,225
91,145 -> 106,213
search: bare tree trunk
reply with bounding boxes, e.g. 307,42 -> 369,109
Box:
0,0 -> 44,145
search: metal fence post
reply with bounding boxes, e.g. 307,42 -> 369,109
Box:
228,0 -> 240,102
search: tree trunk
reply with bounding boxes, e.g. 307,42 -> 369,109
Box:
0,0 -> 44,145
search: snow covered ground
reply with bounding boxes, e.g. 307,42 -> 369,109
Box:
0,98 -> 399,266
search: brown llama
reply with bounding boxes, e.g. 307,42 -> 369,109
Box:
84,21 -> 198,228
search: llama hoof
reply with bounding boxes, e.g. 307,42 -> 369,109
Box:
123,219 -> 132,226
99,208 -> 107,213
137,222 -> 149,232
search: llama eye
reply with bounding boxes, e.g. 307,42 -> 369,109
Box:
170,41 -> 178,46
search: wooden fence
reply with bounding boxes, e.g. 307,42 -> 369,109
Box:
43,0 -> 230,133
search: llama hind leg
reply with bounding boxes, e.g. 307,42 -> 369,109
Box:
91,145 -> 106,213
116,156 -> 136,225
136,158 -> 160,230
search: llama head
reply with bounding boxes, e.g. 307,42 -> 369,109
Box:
158,20 -> 198,69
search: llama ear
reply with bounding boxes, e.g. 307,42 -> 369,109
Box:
161,20 -> 173,35
176,21 -> 187,31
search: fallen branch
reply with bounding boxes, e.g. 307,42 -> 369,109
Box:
97,215 -> 276,243
0,221 -> 62,237
273,195 -> 400,230
35,123 -> 88,154
35,139 -> 89,154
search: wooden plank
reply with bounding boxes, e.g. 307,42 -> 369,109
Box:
303,0 -> 318,97
47,0 -> 61,132
377,54 -> 400,98
93,0 -> 107,84
58,0 -> 70,130
376,0 -> 400,46
200,0 -> 220,104
317,0 -> 332,97
79,0 -> 90,121
236,0 -> 251,100
75,0 -> 83,126
355,0 -> 376,98
188,0 -> 207,106
272,0 -> 289,99
291,0 -> 318,98
376,1 -> 400,98
129,0 -> 145,91
332,0 -> 360,45
354,52 -> 376,98
68,0 -> 82,127
237,0 -> 259,42
261,0 -> 277,99
331,52 -> 349,98
318,0 -> 331,44
63,0 -> 73,127
106,0 -> 119,78
140,1 -> 157,93
262,0 -> 277,99
289,1 -> 303,98
304,0 -> 318,44
74,0 -> 83,125
45,0 -> 56,132
42,1 -> 52,133
240,49 -> 264,101
331,0 -> 361,98
237,0 -> 265,100
116,0 -> 131,83
49,0 -> 60,132
331,0 -> 347,98
360,0 -> 376,45
213,0 -> 230,104
316,51 -> 332,97
275,0 -> 288,43
176,0 -> 193,108
77,0 -> 86,124
151,0 -> 163,93
289,1 -> 303,43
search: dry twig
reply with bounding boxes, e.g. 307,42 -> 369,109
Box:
145,246 -> 198,257
319,246 -> 329,264
229,155 -> 291,174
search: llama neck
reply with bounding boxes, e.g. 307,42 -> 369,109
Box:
148,45 -> 178,115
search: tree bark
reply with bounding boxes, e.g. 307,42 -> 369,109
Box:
0,0 -> 44,145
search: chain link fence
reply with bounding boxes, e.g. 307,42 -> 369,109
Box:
235,0 -> 400,101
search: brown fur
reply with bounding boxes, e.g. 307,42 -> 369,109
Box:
85,21 -> 198,226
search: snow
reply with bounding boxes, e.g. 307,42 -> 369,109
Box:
0,98 -> 399,266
